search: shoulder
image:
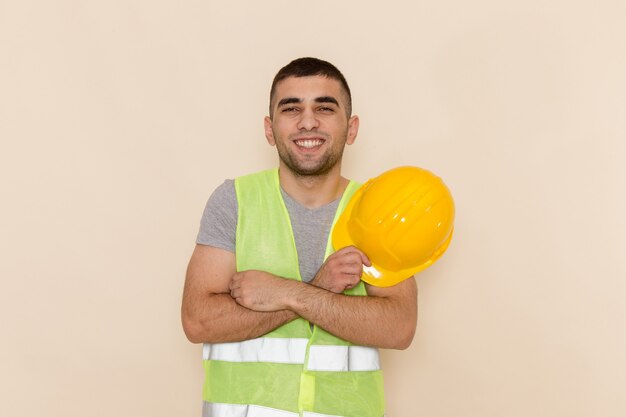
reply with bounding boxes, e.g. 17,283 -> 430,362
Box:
196,179 -> 238,249
235,168 -> 278,191
209,179 -> 236,204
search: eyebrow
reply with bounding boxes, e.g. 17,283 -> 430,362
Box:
277,96 -> 340,107
277,97 -> 301,107
315,96 -> 340,106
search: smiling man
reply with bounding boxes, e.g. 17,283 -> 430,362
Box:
182,57 -> 417,417
266,73 -> 356,180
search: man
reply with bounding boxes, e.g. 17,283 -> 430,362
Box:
182,57 -> 417,417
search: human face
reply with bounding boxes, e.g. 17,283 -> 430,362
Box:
264,76 -> 359,177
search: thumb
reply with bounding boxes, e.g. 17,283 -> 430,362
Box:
356,248 -> 372,267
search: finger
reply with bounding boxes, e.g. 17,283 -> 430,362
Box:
340,272 -> 362,283
359,251 -> 372,267
339,253 -> 369,271
347,246 -> 371,267
333,245 -> 362,258
340,266 -> 364,279
339,246 -> 372,267
344,274 -> 362,290
229,275 -> 239,289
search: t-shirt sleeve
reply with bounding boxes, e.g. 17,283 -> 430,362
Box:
196,179 -> 237,252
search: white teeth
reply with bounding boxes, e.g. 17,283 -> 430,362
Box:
295,139 -> 323,148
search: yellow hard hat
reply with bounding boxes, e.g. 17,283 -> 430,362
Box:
333,166 -> 455,287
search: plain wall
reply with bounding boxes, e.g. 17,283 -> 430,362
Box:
1,1 -> 624,416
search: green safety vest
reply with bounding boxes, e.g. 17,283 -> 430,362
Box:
202,169 -> 386,417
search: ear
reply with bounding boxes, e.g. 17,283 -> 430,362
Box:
346,115 -> 359,145
264,116 -> 275,146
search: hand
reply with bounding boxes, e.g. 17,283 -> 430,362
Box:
229,270 -> 291,312
310,246 -> 371,293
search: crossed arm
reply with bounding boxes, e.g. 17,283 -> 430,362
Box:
181,244 -> 417,349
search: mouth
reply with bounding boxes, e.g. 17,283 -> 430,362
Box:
292,137 -> 325,149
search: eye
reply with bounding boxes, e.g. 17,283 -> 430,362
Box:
318,106 -> 335,113
281,107 -> 299,113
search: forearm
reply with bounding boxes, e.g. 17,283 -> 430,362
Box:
285,280 -> 417,349
229,268 -> 417,349
182,293 -> 297,344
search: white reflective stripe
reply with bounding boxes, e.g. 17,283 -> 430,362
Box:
307,345 -> 349,371
347,346 -> 381,371
247,405 -> 298,417
203,402 -> 247,417
203,338 -> 308,364
307,345 -> 380,372
203,402 -> 298,417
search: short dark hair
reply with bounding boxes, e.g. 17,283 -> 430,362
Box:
269,57 -> 352,118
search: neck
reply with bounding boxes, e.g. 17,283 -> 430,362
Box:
278,163 -> 349,209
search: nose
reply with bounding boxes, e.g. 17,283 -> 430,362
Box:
297,107 -> 319,131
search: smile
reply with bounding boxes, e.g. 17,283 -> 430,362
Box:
293,139 -> 325,149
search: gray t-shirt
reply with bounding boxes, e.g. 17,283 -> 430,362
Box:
196,180 -> 341,282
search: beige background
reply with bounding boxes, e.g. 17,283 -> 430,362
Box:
1,1 -> 625,416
